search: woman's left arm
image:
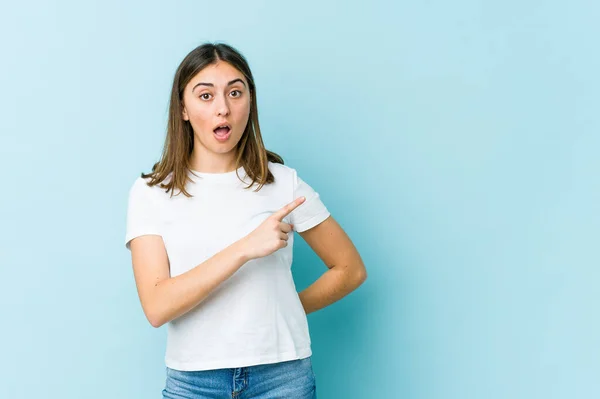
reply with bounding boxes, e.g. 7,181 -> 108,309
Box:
297,216 -> 367,315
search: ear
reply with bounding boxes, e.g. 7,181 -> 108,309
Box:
182,106 -> 189,121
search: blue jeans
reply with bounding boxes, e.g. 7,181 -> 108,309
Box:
162,356 -> 317,399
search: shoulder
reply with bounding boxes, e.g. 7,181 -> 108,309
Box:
267,161 -> 297,180
267,160 -> 293,173
129,176 -> 152,193
128,175 -> 168,202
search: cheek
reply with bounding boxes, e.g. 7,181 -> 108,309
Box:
188,108 -> 213,130
235,101 -> 251,121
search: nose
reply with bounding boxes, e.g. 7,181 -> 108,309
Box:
215,94 -> 230,117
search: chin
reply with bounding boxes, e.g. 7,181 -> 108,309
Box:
212,140 -> 241,153
212,146 -> 237,154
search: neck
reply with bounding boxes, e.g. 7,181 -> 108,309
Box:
189,147 -> 238,174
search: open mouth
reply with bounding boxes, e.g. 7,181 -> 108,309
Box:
213,125 -> 231,141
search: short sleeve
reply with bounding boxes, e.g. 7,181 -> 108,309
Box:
289,169 -> 331,232
125,177 -> 162,250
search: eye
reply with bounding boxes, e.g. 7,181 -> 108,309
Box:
200,93 -> 212,100
230,90 -> 242,98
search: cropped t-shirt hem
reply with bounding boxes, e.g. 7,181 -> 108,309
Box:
164,346 -> 313,371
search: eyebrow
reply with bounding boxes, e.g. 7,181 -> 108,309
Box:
192,78 -> 247,92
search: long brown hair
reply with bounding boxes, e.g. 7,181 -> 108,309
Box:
141,42 -> 284,197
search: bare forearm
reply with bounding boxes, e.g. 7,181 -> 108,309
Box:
149,240 -> 249,327
298,266 -> 366,315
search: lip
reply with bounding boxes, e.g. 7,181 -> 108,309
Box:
213,129 -> 232,142
213,122 -> 231,130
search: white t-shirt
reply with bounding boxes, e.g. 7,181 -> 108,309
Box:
124,161 -> 331,371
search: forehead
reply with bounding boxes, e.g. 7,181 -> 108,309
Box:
189,62 -> 246,87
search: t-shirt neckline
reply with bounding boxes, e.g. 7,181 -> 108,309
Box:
188,165 -> 247,183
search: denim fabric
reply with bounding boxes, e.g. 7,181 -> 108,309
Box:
162,356 -> 317,399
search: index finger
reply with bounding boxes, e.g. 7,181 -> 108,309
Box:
271,196 -> 306,221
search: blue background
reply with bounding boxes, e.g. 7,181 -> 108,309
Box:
1,1 -> 598,398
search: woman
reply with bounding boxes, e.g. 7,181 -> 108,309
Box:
125,42 -> 367,399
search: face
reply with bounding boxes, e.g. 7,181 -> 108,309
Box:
181,61 -> 251,157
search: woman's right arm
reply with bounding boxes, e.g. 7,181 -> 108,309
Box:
130,235 -> 250,328
129,196 -> 305,328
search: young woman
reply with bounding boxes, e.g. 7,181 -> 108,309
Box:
125,42 -> 367,399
